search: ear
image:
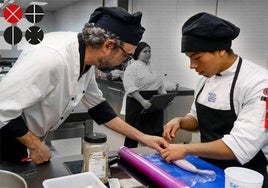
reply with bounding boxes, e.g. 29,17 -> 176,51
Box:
103,39 -> 116,52
218,50 -> 225,56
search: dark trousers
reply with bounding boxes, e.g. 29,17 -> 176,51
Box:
124,90 -> 163,148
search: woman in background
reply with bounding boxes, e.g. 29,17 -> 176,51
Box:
122,42 -> 166,148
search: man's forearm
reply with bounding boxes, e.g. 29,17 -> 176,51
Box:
17,130 -> 52,164
186,139 -> 236,160
180,115 -> 199,132
105,116 -> 146,142
16,130 -> 42,150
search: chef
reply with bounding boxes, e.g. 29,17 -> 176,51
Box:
0,6 -> 168,165
161,12 -> 268,187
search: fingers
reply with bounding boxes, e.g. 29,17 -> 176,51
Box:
160,149 -> 172,163
155,138 -> 169,152
163,125 -> 175,142
30,143 -> 52,165
31,152 -> 51,164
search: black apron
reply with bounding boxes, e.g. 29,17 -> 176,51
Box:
124,90 -> 163,148
195,57 -> 268,187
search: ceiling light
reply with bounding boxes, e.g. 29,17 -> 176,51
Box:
29,1 -> 48,6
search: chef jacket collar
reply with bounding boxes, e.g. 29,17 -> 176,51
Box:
78,33 -> 91,79
216,56 -> 239,77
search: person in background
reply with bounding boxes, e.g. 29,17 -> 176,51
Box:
0,7 -> 169,165
160,12 -> 268,187
122,42 -> 167,148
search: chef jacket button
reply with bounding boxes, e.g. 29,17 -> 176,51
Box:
82,90 -> 85,93
71,97 -> 75,100
61,117 -> 64,120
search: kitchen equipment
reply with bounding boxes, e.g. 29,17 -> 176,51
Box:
0,170 -> 27,188
118,146 -> 189,188
42,172 -> 106,188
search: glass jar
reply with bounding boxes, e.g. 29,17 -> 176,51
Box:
82,132 -> 109,184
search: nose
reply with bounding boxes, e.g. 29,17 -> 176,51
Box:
190,61 -> 198,69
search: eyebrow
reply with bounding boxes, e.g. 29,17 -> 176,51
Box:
188,52 -> 202,58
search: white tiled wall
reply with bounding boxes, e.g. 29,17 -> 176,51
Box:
132,0 -> 268,89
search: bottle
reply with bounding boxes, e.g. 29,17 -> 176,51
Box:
82,132 -> 109,184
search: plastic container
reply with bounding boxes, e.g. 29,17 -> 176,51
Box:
82,132 -> 109,184
42,172 -> 106,188
0,170 -> 27,188
224,167 -> 264,188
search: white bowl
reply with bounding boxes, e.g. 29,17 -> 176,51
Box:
0,170 -> 27,188
42,172 -> 107,188
225,167 -> 263,188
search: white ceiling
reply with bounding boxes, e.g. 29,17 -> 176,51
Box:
12,0 -> 85,12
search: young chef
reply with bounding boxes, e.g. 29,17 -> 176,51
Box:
0,6 -> 168,164
160,12 -> 268,187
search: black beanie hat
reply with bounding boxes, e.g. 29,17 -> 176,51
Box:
89,7 -> 145,46
181,12 -> 240,52
133,42 -> 150,60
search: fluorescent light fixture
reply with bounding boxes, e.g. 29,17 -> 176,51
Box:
29,1 -> 48,6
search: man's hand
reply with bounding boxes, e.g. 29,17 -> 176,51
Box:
29,141 -> 51,164
162,118 -> 181,142
17,131 -> 51,164
140,134 -> 169,153
160,144 -> 187,162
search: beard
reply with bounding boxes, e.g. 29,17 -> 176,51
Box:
97,58 -> 114,73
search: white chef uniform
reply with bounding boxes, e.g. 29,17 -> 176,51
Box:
188,57 -> 268,165
0,32 -> 105,137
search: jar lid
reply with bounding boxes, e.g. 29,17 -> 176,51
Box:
84,132 -> 107,143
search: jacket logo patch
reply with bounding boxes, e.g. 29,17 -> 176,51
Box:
208,92 -> 216,103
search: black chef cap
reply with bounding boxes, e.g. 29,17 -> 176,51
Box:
181,12 -> 240,52
89,7 -> 145,46
133,42 -> 150,60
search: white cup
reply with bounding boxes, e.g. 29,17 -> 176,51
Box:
224,167 -> 264,188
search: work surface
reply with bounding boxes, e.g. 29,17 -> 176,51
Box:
0,147 -> 224,188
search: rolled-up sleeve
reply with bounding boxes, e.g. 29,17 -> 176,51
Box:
222,74 -> 268,164
1,116 -> 28,137
88,101 -> 117,125
81,67 -> 117,124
